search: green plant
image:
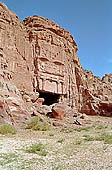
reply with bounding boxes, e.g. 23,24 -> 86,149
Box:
74,126 -> 92,132
96,125 -> 108,130
26,116 -> 50,131
26,116 -> 40,129
60,128 -> 73,133
49,133 -> 54,136
25,143 -> 47,156
52,165 -> 63,170
33,122 -> 50,131
83,134 -> 95,141
74,140 -> 82,145
95,132 -> 112,144
0,124 -> 16,135
0,153 -> 18,166
21,20 -> 25,25
60,128 -> 67,133
57,138 -> 65,143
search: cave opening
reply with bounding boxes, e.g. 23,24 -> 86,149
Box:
39,92 -> 60,105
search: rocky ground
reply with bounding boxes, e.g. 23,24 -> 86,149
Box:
0,115 -> 112,170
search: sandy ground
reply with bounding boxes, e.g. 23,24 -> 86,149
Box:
0,116 -> 112,170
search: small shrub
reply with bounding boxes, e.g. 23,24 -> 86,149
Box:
60,128 -> 73,133
52,165 -> 63,170
33,122 -> 50,131
74,126 -> 92,132
96,125 -> 108,130
74,140 -> 82,145
49,133 -> 54,136
0,124 -> 16,135
57,138 -> 65,143
83,134 -> 94,141
26,116 -> 50,131
95,132 -> 112,144
67,129 -> 74,133
25,143 -> 47,156
0,153 -> 18,166
26,116 -> 40,129
60,128 -> 67,133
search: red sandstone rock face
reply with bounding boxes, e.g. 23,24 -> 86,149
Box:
0,3 -> 33,125
0,77 -> 32,125
23,15 -> 79,108
0,3 -> 112,125
78,70 -> 112,116
0,3 -> 33,92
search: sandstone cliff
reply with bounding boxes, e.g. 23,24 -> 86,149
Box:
0,3 -> 112,125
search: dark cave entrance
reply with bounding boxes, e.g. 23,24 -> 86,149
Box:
39,92 -> 60,105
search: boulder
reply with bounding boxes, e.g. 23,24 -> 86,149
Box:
52,103 -> 71,120
37,98 -> 45,105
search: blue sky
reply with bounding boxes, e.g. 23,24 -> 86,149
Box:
1,0 -> 112,77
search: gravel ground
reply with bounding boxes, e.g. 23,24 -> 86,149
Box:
0,116 -> 112,170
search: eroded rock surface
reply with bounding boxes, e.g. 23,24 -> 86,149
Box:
0,2 -> 112,125
0,3 -> 33,125
23,15 -> 79,108
78,70 -> 112,116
